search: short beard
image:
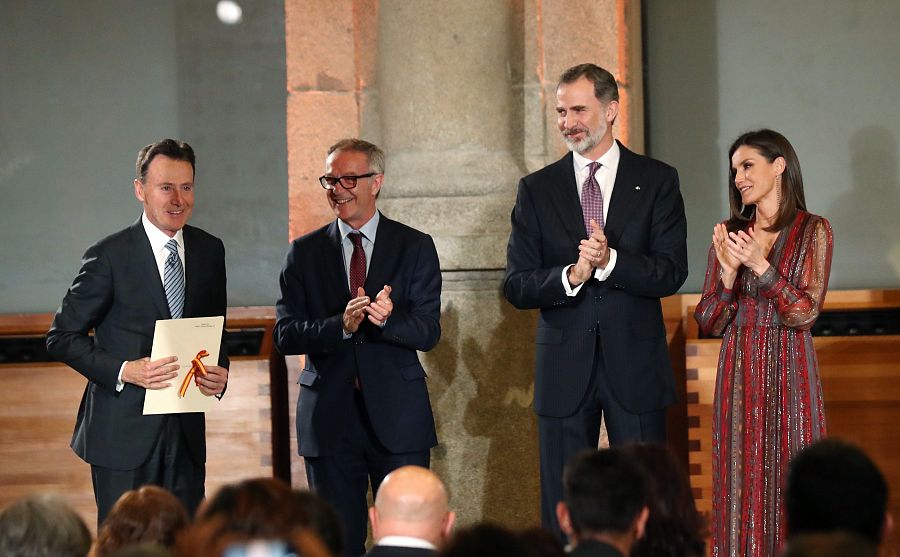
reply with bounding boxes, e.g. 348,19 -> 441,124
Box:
563,127 -> 604,155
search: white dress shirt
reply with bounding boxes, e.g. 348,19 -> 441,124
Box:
562,141 -> 621,295
337,210 -> 380,291
117,213 -> 186,390
337,211 -> 385,336
375,536 -> 437,550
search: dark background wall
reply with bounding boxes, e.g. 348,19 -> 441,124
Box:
2,1 -> 899,313
646,0 -> 900,292
0,0 -> 287,313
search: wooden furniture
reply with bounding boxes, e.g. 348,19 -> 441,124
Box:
0,308 -> 286,531
685,289 -> 900,554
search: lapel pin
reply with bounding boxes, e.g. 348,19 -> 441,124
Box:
635,185 -> 641,190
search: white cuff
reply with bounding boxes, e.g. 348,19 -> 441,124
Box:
593,248 -> 618,281
116,361 -> 126,392
562,265 -> 585,296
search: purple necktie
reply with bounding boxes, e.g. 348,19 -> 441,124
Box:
348,232 -> 366,295
581,161 -> 604,236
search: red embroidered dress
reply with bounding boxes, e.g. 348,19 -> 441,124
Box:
695,211 -> 833,557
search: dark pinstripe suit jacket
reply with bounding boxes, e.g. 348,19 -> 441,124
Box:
504,142 -> 687,417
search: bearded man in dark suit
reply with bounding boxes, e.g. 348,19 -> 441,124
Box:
46,139 -> 228,524
274,138 -> 441,557
504,63 -> 688,540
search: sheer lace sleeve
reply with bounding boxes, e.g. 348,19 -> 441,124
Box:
694,242 -> 738,336
757,216 -> 833,330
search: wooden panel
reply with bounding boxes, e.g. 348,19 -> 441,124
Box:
686,335 -> 900,554
0,363 -> 97,527
0,356 -> 275,532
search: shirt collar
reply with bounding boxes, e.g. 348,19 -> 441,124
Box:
572,140 -> 621,173
376,536 -> 437,550
337,210 -> 380,243
141,212 -> 184,254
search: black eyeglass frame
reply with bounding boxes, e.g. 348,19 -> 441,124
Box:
318,172 -> 379,190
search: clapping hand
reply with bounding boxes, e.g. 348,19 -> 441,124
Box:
365,285 -> 393,326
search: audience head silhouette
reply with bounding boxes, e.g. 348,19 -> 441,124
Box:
95,485 -> 188,557
622,443 -> 706,557
0,494 -> 91,557
786,438 -> 891,545
556,448 -> 649,556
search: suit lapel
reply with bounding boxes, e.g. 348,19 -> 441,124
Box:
182,226 -> 201,318
604,141 -> 644,245
364,215 -> 397,298
326,221 -> 353,299
546,153 -> 587,244
129,220 -> 171,319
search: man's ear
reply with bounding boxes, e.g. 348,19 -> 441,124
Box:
882,512 -> 894,543
441,510 -> 457,541
368,507 -> 379,540
605,100 -> 620,124
134,179 -> 146,203
371,173 -> 384,197
557,501 -> 575,539
633,506 -> 650,540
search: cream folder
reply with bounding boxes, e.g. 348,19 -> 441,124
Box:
142,315 -> 225,415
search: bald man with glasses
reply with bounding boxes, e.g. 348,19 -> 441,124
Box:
274,138 -> 442,557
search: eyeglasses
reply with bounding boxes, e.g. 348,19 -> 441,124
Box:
319,172 -> 379,190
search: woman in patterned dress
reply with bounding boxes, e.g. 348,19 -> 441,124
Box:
695,129 -> 834,557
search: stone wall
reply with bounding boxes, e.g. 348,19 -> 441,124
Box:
284,0 -> 643,528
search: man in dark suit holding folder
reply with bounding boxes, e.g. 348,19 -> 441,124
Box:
504,63 -> 688,540
274,138 -> 441,557
47,139 -> 228,524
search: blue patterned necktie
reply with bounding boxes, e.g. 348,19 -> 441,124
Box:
164,239 -> 185,319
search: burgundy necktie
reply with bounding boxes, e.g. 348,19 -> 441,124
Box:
581,161 -> 605,236
348,232 -> 366,295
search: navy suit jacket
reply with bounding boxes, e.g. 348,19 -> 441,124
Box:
273,214 -> 441,457
46,219 -> 228,470
504,142 -> 687,416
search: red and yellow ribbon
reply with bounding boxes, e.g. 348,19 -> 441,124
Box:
179,350 -> 210,398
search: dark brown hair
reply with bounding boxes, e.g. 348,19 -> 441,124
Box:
558,63 -> 619,104
95,486 -> 189,556
726,129 -> 806,233
623,444 -> 707,557
136,139 -> 196,182
437,523 -> 528,557
175,478 -> 335,557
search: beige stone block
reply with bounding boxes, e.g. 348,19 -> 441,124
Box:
285,0 -> 357,92
354,0 -> 379,88
423,277 -> 541,527
376,0 -> 516,152
382,149 -> 524,198
378,194 -> 514,270
358,87 -> 383,145
286,91 -> 359,238
541,1 -> 619,78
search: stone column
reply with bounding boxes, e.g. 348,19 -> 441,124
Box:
284,0 -> 644,529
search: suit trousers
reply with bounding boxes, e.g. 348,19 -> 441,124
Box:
537,333 -> 666,543
90,415 -> 204,527
305,389 -> 430,557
